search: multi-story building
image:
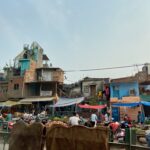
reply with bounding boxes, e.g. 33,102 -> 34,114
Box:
0,42 -> 64,103
63,77 -> 109,98
81,77 -> 110,98
110,76 -> 141,121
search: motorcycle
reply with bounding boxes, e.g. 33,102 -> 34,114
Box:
109,122 -> 125,142
2,121 -> 14,132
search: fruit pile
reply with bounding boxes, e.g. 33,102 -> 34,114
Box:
46,121 -> 69,128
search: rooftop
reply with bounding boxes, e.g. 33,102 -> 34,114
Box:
111,76 -> 137,83
36,67 -> 64,72
43,54 -> 49,61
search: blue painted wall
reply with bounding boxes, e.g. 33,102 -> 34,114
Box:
32,48 -> 38,61
110,82 -> 139,99
19,59 -> 30,75
112,107 -> 120,121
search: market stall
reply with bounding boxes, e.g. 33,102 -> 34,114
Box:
78,104 -> 106,110
49,97 -> 85,116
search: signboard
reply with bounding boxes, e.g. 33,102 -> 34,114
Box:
40,91 -> 52,96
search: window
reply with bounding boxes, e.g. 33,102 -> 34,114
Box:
113,86 -> 119,90
84,86 -> 89,93
129,89 -> 135,96
14,84 -> 19,90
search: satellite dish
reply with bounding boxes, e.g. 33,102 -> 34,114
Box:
50,63 -> 52,67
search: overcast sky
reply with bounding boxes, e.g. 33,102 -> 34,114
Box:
0,0 -> 150,83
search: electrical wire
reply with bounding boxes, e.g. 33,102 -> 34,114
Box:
64,64 -> 144,72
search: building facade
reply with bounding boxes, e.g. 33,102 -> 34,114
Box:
0,42 -> 64,102
110,77 -> 141,122
81,77 -> 109,98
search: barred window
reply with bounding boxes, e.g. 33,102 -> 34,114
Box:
14,84 -> 19,90
84,86 -> 89,93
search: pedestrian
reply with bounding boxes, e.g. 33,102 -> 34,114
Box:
137,111 -> 144,124
137,111 -> 142,124
90,111 -> 98,127
69,112 -> 80,126
104,112 -> 109,122
124,114 -> 132,125
5,110 -> 12,121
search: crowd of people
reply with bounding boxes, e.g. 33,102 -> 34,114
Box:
0,107 -> 150,147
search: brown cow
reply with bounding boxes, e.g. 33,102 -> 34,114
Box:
9,121 -> 45,150
9,121 -> 109,150
46,125 -> 109,150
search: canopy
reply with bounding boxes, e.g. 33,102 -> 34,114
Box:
49,97 -> 84,107
112,101 -> 150,107
112,102 -> 140,107
140,95 -> 150,102
3,101 -> 19,107
78,104 -> 106,110
20,97 -> 54,103
0,102 -> 5,107
0,100 -> 32,107
141,101 -> 150,106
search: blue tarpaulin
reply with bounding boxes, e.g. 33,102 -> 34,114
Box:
141,101 -> 150,106
112,102 -> 140,107
49,97 -> 85,107
112,101 -> 150,107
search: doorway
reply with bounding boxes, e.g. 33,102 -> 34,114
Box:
112,107 -> 120,121
90,85 -> 96,96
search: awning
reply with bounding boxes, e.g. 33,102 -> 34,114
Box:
140,95 -> 150,102
0,100 -> 32,107
0,102 -> 5,107
78,104 -> 106,110
112,102 -> 141,107
20,97 -> 55,103
49,97 -> 84,107
17,101 -> 32,105
2,101 -> 19,107
112,101 -> 150,107
141,101 -> 150,106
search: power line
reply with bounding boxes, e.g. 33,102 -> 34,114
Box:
64,64 -> 144,72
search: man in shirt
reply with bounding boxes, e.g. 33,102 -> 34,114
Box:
90,112 -> 98,127
69,112 -> 80,126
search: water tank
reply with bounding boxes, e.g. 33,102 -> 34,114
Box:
23,44 -> 29,50
143,63 -> 150,75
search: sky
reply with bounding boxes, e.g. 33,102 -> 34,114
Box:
0,0 -> 150,83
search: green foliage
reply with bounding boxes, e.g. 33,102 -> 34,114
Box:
52,116 -> 69,123
88,96 -> 99,105
53,117 -> 61,121
144,120 -> 150,124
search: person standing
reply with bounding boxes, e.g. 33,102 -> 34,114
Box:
90,112 -> 98,127
69,112 -> 80,126
5,111 -> 12,121
137,111 -> 144,124
137,111 -> 142,124
104,112 -> 109,123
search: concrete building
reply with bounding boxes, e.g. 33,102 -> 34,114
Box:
0,42 -> 64,103
81,77 -> 109,97
110,77 -> 141,122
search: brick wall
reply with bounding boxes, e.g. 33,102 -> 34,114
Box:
8,77 -> 24,98
24,60 -> 37,82
52,71 -> 64,83
111,96 -> 142,121
0,82 -> 8,101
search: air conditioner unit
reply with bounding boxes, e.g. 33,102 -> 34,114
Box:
129,89 -> 135,96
